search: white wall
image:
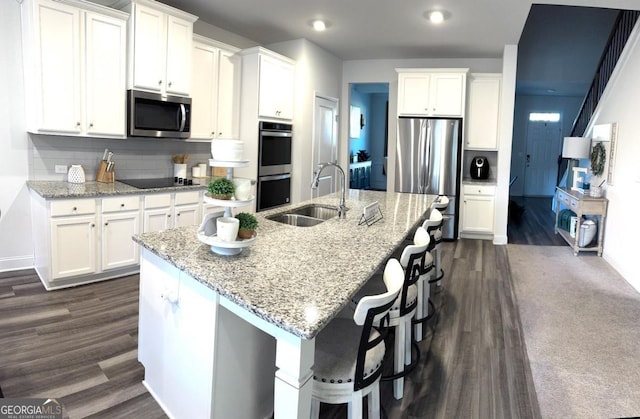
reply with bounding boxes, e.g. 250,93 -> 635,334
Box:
0,0 -> 33,271
584,22 -> 640,291
493,45 -> 518,245
267,39 -> 342,204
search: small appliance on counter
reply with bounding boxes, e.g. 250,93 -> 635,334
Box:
470,156 -> 490,180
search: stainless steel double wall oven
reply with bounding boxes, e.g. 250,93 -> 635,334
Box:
257,121 -> 292,211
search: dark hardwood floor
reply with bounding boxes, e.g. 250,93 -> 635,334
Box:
0,239 -> 541,418
507,196 -> 567,246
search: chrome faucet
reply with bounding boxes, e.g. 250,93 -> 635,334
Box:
311,161 -> 347,218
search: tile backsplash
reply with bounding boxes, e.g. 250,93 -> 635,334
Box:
29,134 -> 212,181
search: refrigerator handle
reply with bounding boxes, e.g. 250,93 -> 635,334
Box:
424,121 -> 432,193
418,120 -> 426,194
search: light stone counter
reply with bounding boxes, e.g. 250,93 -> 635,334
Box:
27,180 -> 209,199
133,189 -> 436,340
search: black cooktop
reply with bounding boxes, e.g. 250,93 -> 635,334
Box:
119,177 -> 204,189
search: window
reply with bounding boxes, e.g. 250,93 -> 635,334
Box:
529,112 -> 560,122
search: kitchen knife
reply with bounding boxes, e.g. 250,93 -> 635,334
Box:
106,152 -> 113,163
102,148 -> 109,161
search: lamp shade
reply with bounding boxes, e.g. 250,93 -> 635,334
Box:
562,137 -> 591,159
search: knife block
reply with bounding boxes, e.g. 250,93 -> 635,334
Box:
96,161 -> 115,183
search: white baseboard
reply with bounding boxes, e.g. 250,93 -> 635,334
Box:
0,255 -> 34,272
603,252 -> 640,294
493,234 -> 508,245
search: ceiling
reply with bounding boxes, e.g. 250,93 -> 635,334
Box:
99,0 -> 639,97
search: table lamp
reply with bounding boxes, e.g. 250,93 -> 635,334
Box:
562,137 -> 591,189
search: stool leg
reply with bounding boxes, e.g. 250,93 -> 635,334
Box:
414,271 -> 431,341
311,399 -> 321,419
415,278 -> 424,342
404,317 -> 412,366
393,321 -> 405,399
368,382 -> 381,419
435,245 -> 443,287
349,390 -> 363,419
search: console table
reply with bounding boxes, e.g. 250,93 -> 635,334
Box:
554,187 -> 608,256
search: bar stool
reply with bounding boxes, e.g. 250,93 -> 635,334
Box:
423,208 -> 444,288
413,241 -> 434,342
352,227 -> 429,400
311,258 -> 404,419
430,196 -> 449,285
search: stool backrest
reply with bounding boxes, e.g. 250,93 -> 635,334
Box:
422,209 -> 443,251
353,258 -> 404,391
430,195 -> 450,212
397,227 -> 429,317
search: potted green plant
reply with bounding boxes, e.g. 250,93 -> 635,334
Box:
208,177 -> 235,200
235,212 -> 258,239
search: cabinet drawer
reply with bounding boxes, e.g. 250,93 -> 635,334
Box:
145,193 -> 172,209
175,191 -> 200,205
463,184 -> 495,196
103,196 -> 140,213
50,199 -> 96,217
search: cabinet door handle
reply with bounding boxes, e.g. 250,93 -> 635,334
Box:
91,223 -> 95,227
168,81 -> 172,87
104,222 -> 109,226
89,122 -> 94,128
158,80 -> 163,85
72,206 -> 77,211
120,203 -> 125,207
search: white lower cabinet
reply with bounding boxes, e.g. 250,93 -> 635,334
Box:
138,249 -> 276,419
31,189 -> 213,290
461,184 -> 495,237
139,250 -> 219,419
31,195 -> 140,290
50,213 -> 98,279
101,196 -> 140,270
143,191 -> 200,232
173,191 -> 200,227
143,193 -> 172,232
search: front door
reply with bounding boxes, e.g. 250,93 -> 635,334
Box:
524,120 -> 562,196
312,96 -> 338,198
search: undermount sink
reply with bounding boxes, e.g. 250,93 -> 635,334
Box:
266,204 -> 342,227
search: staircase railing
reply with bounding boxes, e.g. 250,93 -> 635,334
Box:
570,10 -> 640,137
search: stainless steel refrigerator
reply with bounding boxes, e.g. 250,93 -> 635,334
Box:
395,117 -> 462,239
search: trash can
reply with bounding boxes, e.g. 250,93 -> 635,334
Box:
578,219 -> 597,247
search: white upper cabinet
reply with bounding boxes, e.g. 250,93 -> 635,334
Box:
130,4 -> 165,92
21,0 -> 127,136
190,36 -> 240,140
258,54 -> 295,120
121,0 -> 197,96
217,49 -> 241,137
396,69 -> 468,117
85,12 -> 127,136
465,74 -> 502,150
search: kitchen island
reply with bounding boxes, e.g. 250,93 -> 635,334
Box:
133,190 -> 436,418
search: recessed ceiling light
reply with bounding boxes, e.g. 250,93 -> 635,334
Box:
424,10 -> 450,24
312,19 -> 327,31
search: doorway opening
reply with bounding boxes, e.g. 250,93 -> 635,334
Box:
348,83 -> 389,191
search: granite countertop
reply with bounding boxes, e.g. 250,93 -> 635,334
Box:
133,190 -> 436,340
27,180 -> 210,199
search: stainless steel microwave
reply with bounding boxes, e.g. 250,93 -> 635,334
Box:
127,90 -> 191,138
